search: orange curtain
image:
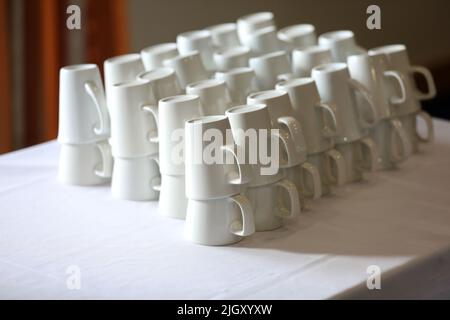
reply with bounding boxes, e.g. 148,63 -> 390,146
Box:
0,0 -> 12,153
1,0 -> 129,154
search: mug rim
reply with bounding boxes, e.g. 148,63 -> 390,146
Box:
159,94 -> 199,104
207,23 -> 237,34
61,64 -> 97,72
138,67 -> 175,81
278,24 -> 315,38
113,78 -> 150,88
293,45 -> 330,55
226,103 -> 267,115
178,29 -> 211,41
141,42 -> 177,55
250,50 -> 286,62
312,62 -> 347,73
186,114 -> 227,125
238,11 -> 274,24
166,51 -> 201,63
319,30 -> 354,42
214,46 -> 250,57
369,44 -> 407,55
105,53 -> 141,65
247,89 -> 286,101
276,77 -> 315,88
186,78 -> 225,90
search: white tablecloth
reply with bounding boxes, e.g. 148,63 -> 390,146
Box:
1,119 -> 450,300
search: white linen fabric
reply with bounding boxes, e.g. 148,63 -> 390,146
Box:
1,119 -> 450,300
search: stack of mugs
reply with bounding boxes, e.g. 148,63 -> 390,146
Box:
58,64 -> 112,185
57,11 -> 438,246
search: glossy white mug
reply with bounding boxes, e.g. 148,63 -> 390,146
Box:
156,95 -> 204,175
58,141 -> 112,185
111,156 -> 160,201
246,26 -> 281,55
318,30 -> 366,62
236,11 -> 275,48
371,118 -> 412,170
177,30 -> 216,71
163,51 -> 209,88
368,44 -> 436,117
186,79 -> 232,115
186,194 -> 255,245
137,67 -> 182,102
276,78 -> 339,154
292,46 -> 333,77
312,63 -> 378,144
246,178 -> 300,231
278,24 -> 316,49
306,149 -> 346,196
213,46 -> 250,72
206,23 -> 241,50
158,174 -> 188,219
58,64 -> 110,144
249,51 -> 291,90
140,43 -> 179,71
215,67 -> 258,106
108,79 -> 158,158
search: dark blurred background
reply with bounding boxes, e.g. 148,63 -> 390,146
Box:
1,0 -> 449,154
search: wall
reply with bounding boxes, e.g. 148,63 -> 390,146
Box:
128,0 -> 450,67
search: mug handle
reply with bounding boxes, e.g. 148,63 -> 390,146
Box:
150,157 -> 162,191
324,149 -> 346,186
389,119 -> 412,163
409,66 -> 437,100
270,129 -> 295,168
348,78 -> 378,128
275,178 -> 301,218
229,194 -> 255,237
277,116 -> 307,155
142,104 -> 159,143
358,137 -> 379,172
315,103 -> 339,138
94,141 -> 113,178
383,70 -> 407,105
416,111 -> 434,143
84,81 -> 109,136
300,161 -> 322,200
221,144 -> 251,185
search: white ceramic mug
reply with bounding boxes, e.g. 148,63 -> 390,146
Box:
186,79 -> 232,115
318,30 -> 366,62
399,111 -> 434,153
163,51 -> 209,88
215,67 -> 258,106
108,79 -> 158,158
246,178 -> 300,231
249,51 -> 291,90
111,156 -> 160,201
58,140 -> 112,185
185,115 -> 251,200
226,103 -> 298,187
275,78 -> 339,154
156,95 -> 204,175
247,90 -> 322,199
213,46 -> 250,72
292,46 -> 333,77
104,53 -> 145,104
368,44 -> 436,117
277,24 -> 316,49
140,43 -> 179,71
246,26 -> 281,55
312,63 -> 379,144
306,149 -> 346,196
371,118 -> 412,170
186,194 -> 255,245
206,23 -> 241,50
177,30 -> 216,71
158,174 -> 188,219
335,137 -> 379,183
137,67 -> 182,102
236,11 -> 275,48
283,162 -> 322,201
347,52 -> 407,120
58,64 -> 110,144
